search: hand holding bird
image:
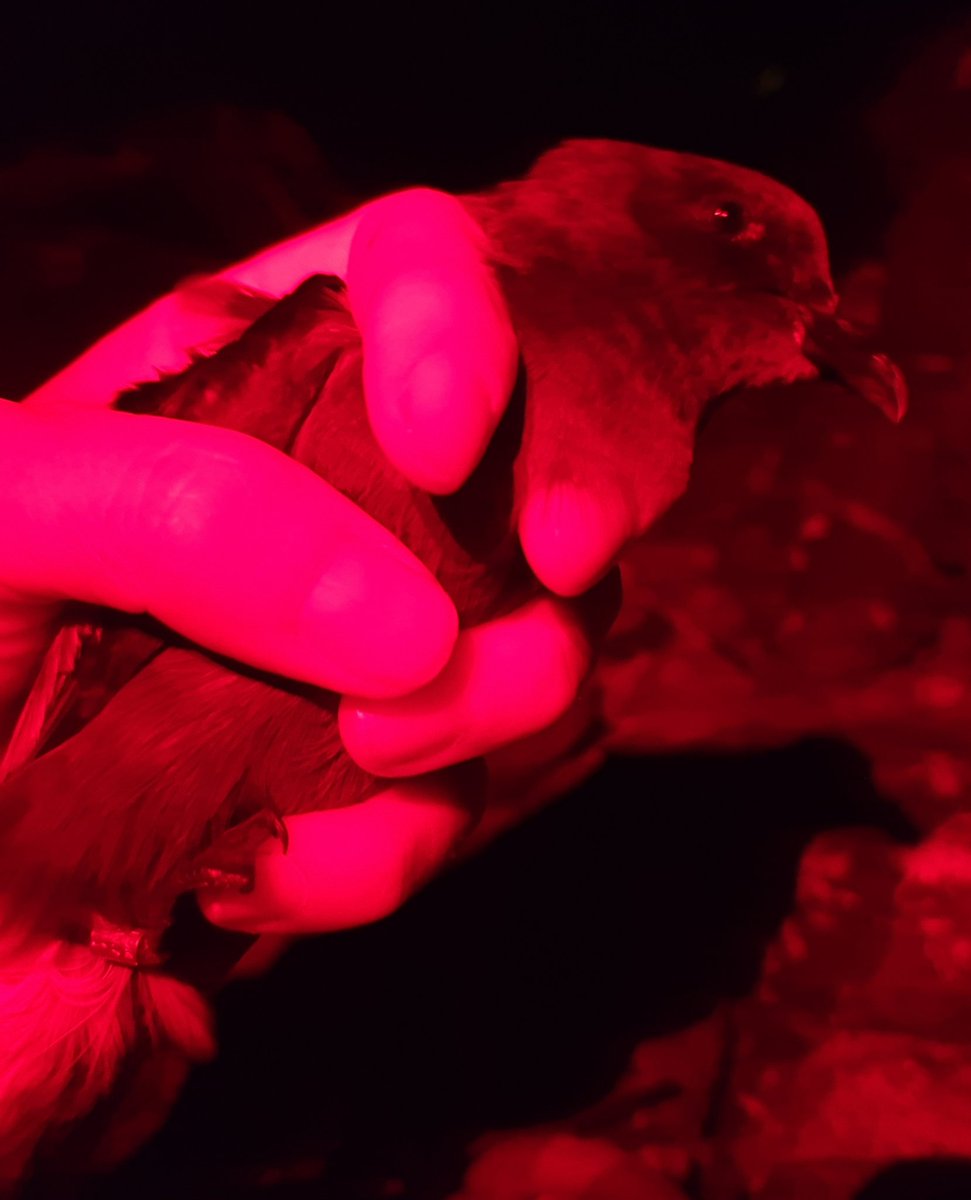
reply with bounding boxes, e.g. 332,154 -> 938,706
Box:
0,142 -> 906,1183
0,187 -> 609,947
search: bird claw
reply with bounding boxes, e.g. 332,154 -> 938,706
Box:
183,793 -> 288,895
264,807 -> 289,853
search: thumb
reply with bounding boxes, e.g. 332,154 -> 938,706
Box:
0,400 -> 456,700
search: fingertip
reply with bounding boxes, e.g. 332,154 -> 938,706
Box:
338,596 -> 593,777
348,189 -> 518,493
369,352 -> 499,495
299,553 -> 459,697
518,483 -> 635,596
200,774 -> 479,934
198,838 -> 307,932
337,640 -> 472,776
373,576 -> 460,695
362,295 -> 517,495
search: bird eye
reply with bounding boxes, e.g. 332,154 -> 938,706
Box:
712,201 -> 747,235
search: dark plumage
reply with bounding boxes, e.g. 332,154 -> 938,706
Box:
2,135 -> 911,953
0,139 -> 905,1177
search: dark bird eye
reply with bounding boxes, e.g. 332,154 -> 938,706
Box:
712,201 -> 747,235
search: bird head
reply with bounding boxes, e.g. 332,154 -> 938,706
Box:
468,140 -> 906,591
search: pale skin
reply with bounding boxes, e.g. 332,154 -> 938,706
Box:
0,189 -> 622,935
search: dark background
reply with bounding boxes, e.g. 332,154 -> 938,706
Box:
3,0 -> 967,400
13,3 -> 971,1197
3,1 -> 967,251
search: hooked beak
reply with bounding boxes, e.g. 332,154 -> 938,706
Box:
803,310 -> 908,423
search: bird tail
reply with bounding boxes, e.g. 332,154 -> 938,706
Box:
0,919 -> 214,1187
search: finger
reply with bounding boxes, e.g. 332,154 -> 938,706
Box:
518,481 -> 637,596
26,284 -> 273,411
346,189 -> 519,495
199,767 -> 483,934
0,401 -> 456,698
338,572 -> 621,776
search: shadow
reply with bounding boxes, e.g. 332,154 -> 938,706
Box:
37,738 -> 914,1199
855,1157 -> 971,1198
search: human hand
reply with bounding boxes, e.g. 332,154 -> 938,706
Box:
2,189 -> 620,936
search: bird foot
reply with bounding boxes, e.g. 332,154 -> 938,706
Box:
183,805 -> 289,894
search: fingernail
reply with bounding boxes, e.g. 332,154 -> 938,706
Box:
300,552 -> 457,698
392,355 -> 495,494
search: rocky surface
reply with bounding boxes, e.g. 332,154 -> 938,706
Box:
445,22 -> 971,1200
9,23 -> 971,1198
457,23 -> 971,1200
